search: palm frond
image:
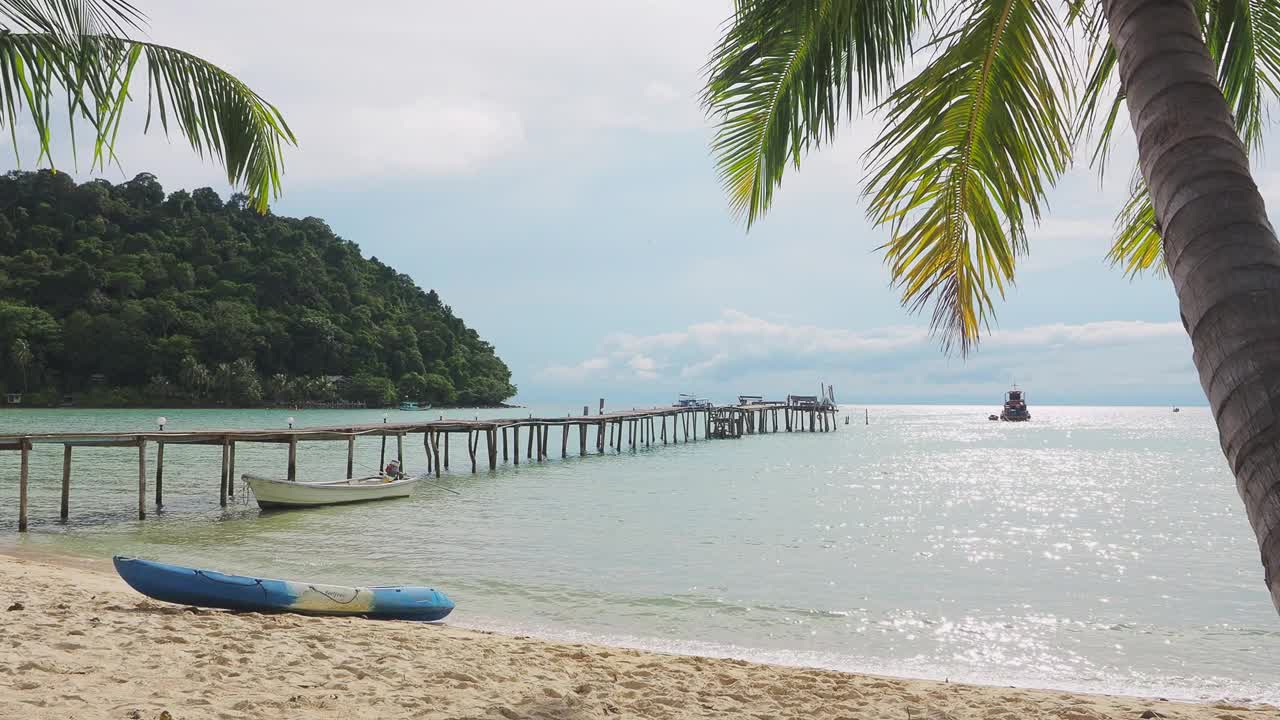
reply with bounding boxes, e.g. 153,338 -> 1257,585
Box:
1107,172 -> 1165,277
703,0 -> 926,225
1205,0 -> 1280,152
0,0 -> 142,46
1074,0 -> 1280,276
864,0 -> 1073,355
0,32 -> 294,211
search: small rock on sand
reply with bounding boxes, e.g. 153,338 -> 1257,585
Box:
6,601 -> 23,611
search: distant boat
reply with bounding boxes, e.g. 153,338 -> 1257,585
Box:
398,401 -> 431,411
1000,386 -> 1031,422
243,473 -> 419,509
113,556 -> 454,620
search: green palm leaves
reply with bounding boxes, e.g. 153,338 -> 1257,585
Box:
0,0 -> 293,211
1084,0 -> 1280,276
704,0 -> 1280,351
866,0 -> 1072,353
704,0 -> 924,224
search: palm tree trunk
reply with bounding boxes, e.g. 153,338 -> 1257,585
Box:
1104,0 -> 1280,612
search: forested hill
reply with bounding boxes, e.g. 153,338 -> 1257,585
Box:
0,170 -> 517,407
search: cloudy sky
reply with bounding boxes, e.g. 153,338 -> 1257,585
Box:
20,0 -> 1278,406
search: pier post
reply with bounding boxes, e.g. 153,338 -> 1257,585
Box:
380,433 -> 386,469
423,433 -> 432,474
488,428 -> 497,470
349,436 -> 357,478
526,424 -> 533,460
541,425 -> 549,461
444,431 -> 450,469
18,438 -> 29,532
580,423 -> 587,455
153,442 -> 163,508
468,430 -> 477,473
597,421 -> 605,453
287,436 -> 298,481
562,424 -> 569,458
616,419 -> 623,452
220,438 -> 230,506
433,432 -> 442,478
228,442 -> 236,497
513,426 -> 519,465
502,426 -> 509,462
137,438 -> 147,520
61,444 -> 72,520
397,433 -> 404,467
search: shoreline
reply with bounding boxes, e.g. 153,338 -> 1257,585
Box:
1,548 -> 1274,720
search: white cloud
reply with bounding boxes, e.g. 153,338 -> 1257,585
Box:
538,311 -> 1195,403
292,100 -> 526,178
988,320 -> 1184,347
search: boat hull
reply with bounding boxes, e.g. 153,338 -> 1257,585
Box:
113,556 -> 454,621
243,474 -> 417,509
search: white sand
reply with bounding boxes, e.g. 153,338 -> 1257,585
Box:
1,552 -> 1275,720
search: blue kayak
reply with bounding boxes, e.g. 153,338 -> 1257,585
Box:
113,556 -> 454,621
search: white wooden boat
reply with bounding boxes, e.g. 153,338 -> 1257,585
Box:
242,473 -> 420,509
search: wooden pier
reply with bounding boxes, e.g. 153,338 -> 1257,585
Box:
3,401 -> 839,531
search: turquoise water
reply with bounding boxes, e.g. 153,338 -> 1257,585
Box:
1,405 -> 1277,704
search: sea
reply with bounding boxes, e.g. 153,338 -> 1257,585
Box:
1,404 -> 1277,705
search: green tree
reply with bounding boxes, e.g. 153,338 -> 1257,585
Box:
704,0 -> 1280,610
350,373 -> 397,407
178,355 -> 210,399
0,0 -> 294,210
9,338 -> 31,392
421,372 -> 458,405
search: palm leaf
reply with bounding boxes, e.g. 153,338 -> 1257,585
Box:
703,0 -> 925,225
1074,0 -> 1280,276
0,1 -> 293,211
864,0 -> 1073,354
0,0 -> 142,46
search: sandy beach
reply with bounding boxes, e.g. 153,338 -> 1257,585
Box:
0,552 -> 1274,720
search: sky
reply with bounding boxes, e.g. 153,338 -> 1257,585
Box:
15,0 -> 1280,407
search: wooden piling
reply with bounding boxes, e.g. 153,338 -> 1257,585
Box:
152,442 -> 163,508
348,435 -> 356,478
580,424 -> 587,455
137,438 -> 147,520
397,433 -> 404,467
433,431 -> 442,478
502,426 -> 509,462
468,430 -> 477,473
513,426 -> 519,465
562,424 -> 569,458
18,439 -> 29,531
380,433 -> 386,468
527,424 -> 534,460
287,435 -> 298,480
228,442 -> 237,497
488,429 -> 497,470
61,444 -> 72,519
220,438 -> 230,507
444,431 -> 450,469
